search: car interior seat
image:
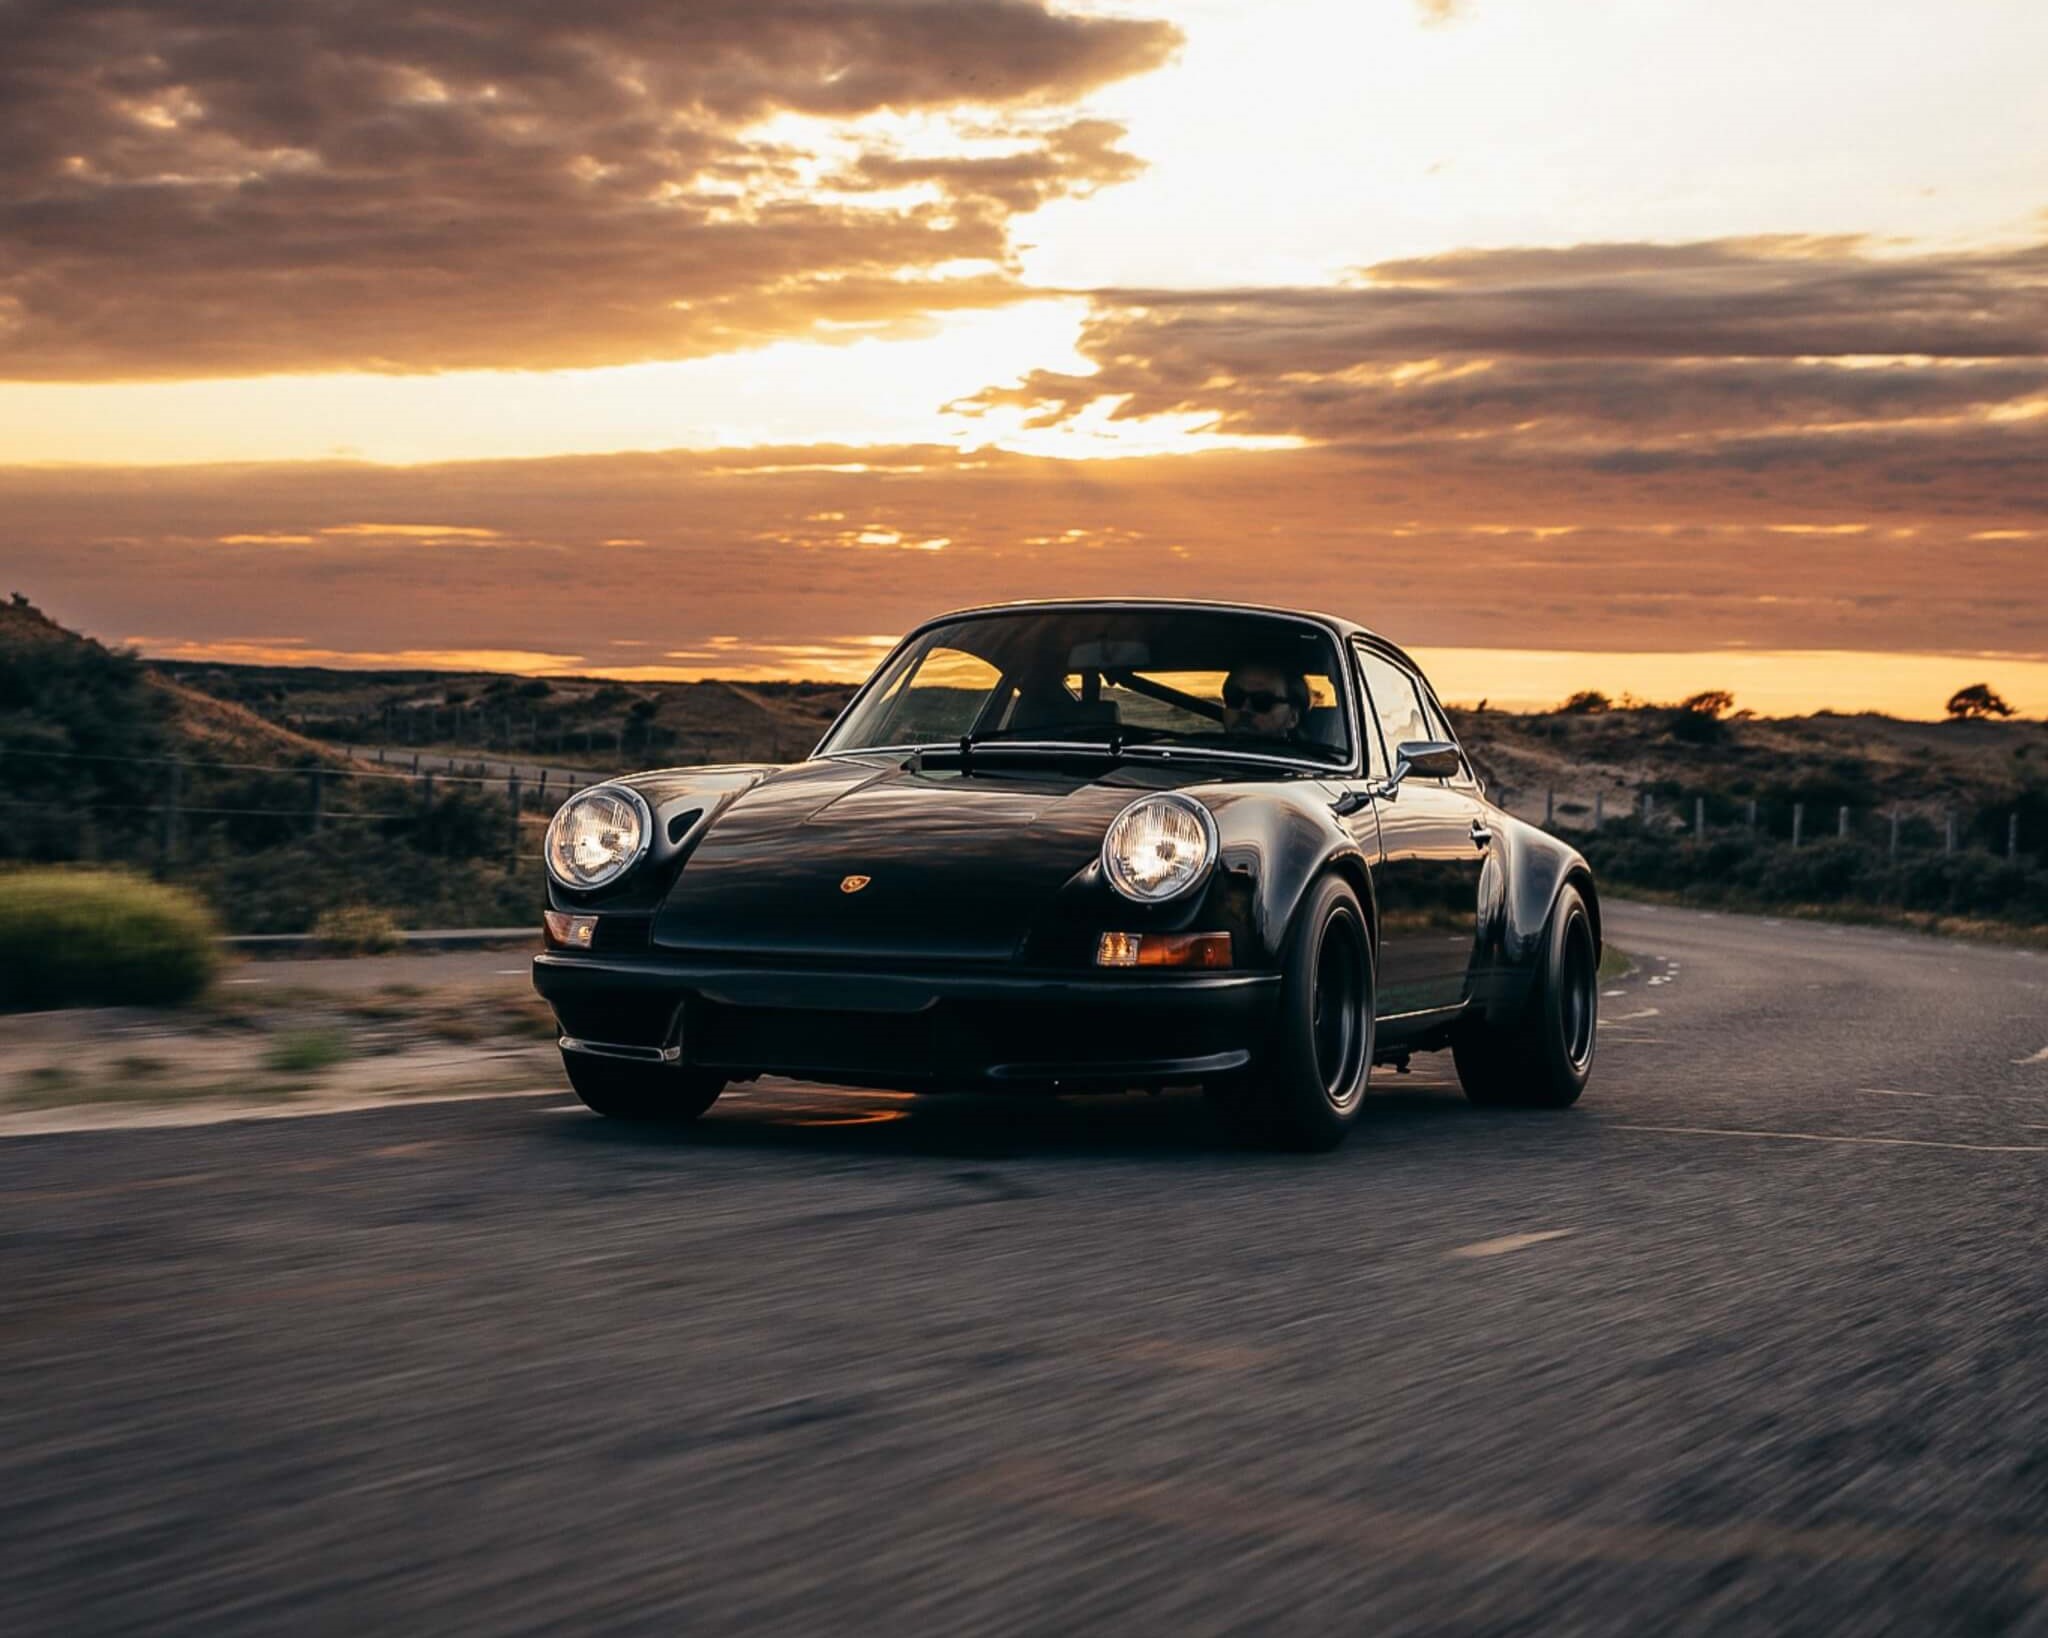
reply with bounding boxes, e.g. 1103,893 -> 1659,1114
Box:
1302,705 -> 1345,749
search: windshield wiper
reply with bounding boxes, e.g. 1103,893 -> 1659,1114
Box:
902,736 -> 1133,773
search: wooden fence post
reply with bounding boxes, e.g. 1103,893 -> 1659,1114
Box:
1945,811 -> 1956,855
2011,813 -> 2021,862
508,777 -> 522,871
1792,803 -> 1805,848
1592,792 -> 1604,830
1889,809 -> 1900,867
159,760 -> 183,865
308,768 -> 324,834
1544,788 -> 1554,828
1838,805 -> 1849,839
1694,796 -> 1706,836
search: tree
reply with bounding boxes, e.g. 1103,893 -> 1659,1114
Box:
1558,689 -> 1611,715
1678,689 -> 1735,719
1946,683 -> 2014,721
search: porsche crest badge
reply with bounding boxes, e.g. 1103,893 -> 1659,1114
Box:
839,874 -> 872,894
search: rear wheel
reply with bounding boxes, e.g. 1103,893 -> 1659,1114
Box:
562,1054 -> 726,1122
1209,874 -> 1374,1151
1453,882 -> 1597,1109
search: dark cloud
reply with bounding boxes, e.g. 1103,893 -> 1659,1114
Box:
963,237 -> 2048,463
0,0 -> 1177,379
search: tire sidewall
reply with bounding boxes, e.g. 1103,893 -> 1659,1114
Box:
1537,885 -> 1597,1097
1268,875 -> 1375,1149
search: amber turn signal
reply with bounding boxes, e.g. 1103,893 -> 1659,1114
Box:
543,910 -> 598,950
1095,931 -> 1232,969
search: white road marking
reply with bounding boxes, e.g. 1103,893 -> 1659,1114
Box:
1857,1088 -> 1933,1098
1602,989 -> 1626,998
1609,1007 -> 1661,1022
0,1087 -> 564,1139
224,978 -> 264,986
495,968 -> 525,975
2013,1047 -> 2048,1066
1606,1123 -> 2048,1155
1448,1229 -> 1574,1259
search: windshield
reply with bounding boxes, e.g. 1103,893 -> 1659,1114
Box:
820,607 -> 1353,766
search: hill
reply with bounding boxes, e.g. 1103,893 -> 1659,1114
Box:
1452,701 -> 2048,840
153,658 -> 857,768
1,595 -> 536,932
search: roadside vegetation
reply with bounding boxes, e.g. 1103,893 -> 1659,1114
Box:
0,869 -> 219,1009
1453,690 -> 2048,938
1,595 -> 537,934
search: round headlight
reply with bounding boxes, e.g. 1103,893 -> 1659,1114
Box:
1102,794 -> 1217,903
544,785 -> 652,891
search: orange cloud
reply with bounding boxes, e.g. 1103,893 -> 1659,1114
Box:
5,438 -> 2044,680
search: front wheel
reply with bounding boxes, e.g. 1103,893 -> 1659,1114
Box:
562,1053 -> 725,1122
1453,882 -> 1597,1109
1209,874 -> 1374,1151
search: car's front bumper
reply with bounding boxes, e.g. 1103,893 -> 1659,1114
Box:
532,952 -> 1280,1091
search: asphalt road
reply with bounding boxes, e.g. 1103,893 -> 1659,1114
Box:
5,904 -> 2048,1635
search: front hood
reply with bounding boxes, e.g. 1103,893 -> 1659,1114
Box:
652,756 -> 1164,961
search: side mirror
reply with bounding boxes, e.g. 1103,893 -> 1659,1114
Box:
1399,741 -> 1463,780
1375,739 -> 1462,795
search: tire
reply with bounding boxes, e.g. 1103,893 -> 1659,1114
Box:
562,1053 -> 725,1122
1209,874 -> 1374,1151
1453,882 -> 1597,1109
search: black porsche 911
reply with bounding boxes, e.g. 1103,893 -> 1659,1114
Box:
531,600 -> 1600,1149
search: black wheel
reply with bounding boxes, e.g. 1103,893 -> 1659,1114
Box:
1453,882 -> 1597,1109
561,1053 -> 725,1122
1209,874 -> 1374,1151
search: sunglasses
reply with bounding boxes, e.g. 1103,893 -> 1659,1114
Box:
1223,685 -> 1294,713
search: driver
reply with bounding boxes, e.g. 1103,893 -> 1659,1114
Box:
1222,661 -> 1308,740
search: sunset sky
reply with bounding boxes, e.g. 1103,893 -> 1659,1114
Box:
3,0 -> 2045,714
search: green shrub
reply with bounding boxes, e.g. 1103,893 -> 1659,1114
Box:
0,869 -> 219,1009
312,904 -> 405,954
263,1029 -> 350,1074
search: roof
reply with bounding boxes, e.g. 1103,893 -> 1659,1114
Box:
909,597 -> 1420,671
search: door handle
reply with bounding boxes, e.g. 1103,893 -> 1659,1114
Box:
1469,820 -> 1493,848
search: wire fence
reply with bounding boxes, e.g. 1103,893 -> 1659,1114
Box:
1496,785 -> 2039,874
1,743 -> 594,873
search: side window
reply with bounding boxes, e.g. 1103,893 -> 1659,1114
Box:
1354,649 -> 1442,781
1349,645 -> 1389,779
